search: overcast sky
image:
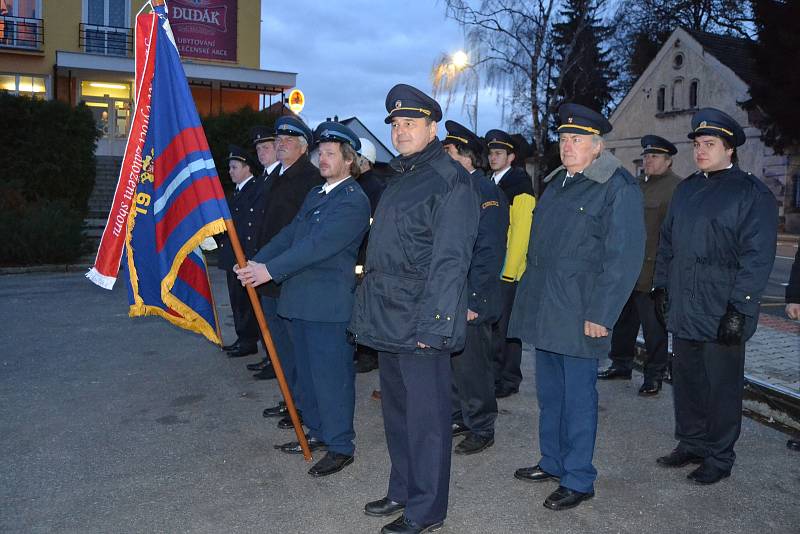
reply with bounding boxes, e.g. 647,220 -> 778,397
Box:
259,0 -> 507,153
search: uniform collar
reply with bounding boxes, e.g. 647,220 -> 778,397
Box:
492,165 -> 511,184
321,175 -> 351,194
236,175 -> 254,191
390,138 -> 443,174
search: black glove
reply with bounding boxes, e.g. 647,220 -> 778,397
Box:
717,302 -> 745,346
651,287 -> 669,328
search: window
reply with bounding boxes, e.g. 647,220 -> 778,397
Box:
0,73 -> 47,98
0,0 -> 43,49
673,53 -> 684,69
657,86 -> 665,112
671,78 -> 683,110
689,80 -> 699,108
82,0 -> 131,56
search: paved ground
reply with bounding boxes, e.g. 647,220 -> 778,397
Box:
1,270 -> 799,534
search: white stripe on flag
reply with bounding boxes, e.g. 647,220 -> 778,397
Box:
153,157 -> 216,216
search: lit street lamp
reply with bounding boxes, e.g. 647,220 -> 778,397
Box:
432,50 -> 480,132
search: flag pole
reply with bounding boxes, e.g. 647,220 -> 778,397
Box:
224,219 -> 312,462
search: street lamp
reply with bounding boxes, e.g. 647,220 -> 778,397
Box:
431,50 -> 480,132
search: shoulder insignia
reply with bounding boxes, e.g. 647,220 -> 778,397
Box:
481,200 -> 500,209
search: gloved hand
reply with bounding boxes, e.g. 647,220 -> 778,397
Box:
651,287 -> 669,328
717,302 -> 745,346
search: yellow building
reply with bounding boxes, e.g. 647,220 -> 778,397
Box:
0,0 -> 296,156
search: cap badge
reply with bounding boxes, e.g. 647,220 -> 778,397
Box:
395,100 -> 402,109
699,121 -> 707,128
567,117 -> 574,123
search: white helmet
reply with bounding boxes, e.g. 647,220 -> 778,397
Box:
358,138 -> 376,164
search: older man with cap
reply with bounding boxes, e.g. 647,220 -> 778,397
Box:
237,121 -> 370,477
442,120 -> 509,456
485,128 -> 535,399
217,145 -> 264,358
653,108 -> 777,485
598,135 -> 681,396
509,103 -> 645,510
350,84 -> 480,534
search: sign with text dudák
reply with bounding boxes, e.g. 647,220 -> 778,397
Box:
167,0 -> 237,62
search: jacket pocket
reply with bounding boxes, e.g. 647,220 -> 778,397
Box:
690,263 -> 735,318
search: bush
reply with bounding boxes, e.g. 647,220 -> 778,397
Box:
0,198 -> 87,265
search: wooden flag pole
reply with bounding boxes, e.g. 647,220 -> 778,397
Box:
224,218 -> 312,462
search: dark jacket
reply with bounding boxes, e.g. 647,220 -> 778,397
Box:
217,175 -> 264,271
255,154 -> 323,297
788,248 -> 800,304
468,169 -> 509,325
349,139 -> 481,354
636,169 -> 681,292
494,166 -> 535,282
654,166 -> 778,342
252,177 -> 370,323
355,169 -> 389,267
508,152 -> 645,359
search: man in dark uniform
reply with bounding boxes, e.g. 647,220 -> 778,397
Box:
254,117 -> 323,432
350,84 -> 480,534
217,145 -> 263,358
237,122 -> 370,477
509,104 -> 645,510
598,135 -> 681,395
443,120 -> 509,456
485,129 -> 535,398
654,108 -> 778,484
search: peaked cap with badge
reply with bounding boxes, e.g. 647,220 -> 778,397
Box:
250,126 -> 275,146
442,120 -> 484,155
640,135 -> 677,156
275,115 -> 314,146
687,107 -> 746,147
227,144 -> 257,170
485,129 -> 515,152
314,121 -> 362,152
557,103 -> 612,136
384,83 -> 443,123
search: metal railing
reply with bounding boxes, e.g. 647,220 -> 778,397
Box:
0,15 -> 44,50
79,23 -> 132,57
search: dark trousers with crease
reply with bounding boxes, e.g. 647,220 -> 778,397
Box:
225,270 -> 259,349
608,290 -> 669,379
260,296 -> 298,403
452,322 -> 498,438
492,281 -> 523,390
379,351 -> 452,526
672,337 -> 745,471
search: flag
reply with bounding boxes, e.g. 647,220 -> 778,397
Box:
87,3 -> 230,344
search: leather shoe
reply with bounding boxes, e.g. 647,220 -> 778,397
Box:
221,340 -> 240,352
656,448 -> 704,468
252,366 -> 276,380
543,486 -> 594,510
451,422 -> 469,437
278,414 -> 302,429
687,463 -> 731,485
308,451 -> 353,477
597,366 -> 632,380
638,377 -> 662,396
274,436 -> 325,454
454,433 -> 494,455
495,385 -> 518,398
247,359 -> 271,371
381,515 -> 443,534
262,401 -> 287,418
227,346 -> 258,358
364,497 -> 405,517
514,464 -> 559,483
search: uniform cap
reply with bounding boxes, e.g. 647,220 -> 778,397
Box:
640,134 -> 677,156
314,121 -> 361,151
557,103 -> 612,136
275,116 -> 313,146
384,83 -> 443,123
687,107 -> 746,147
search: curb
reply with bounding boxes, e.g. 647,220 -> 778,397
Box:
0,263 -> 93,275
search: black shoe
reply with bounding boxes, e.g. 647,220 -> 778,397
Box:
597,366 -> 632,380
656,449 -> 704,468
451,422 -> 469,437
687,463 -> 731,485
278,414 -> 302,429
454,433 -> 494,455
252,366 -> 277,380
222,340 -> 240,352
247,359 -> 271,371
274,436 -> 325,455
227,346 -> 258,358
638,378 -> 662,396
308,451 -> 353,477
381,515 -> 443,534
543,486 -> 594,510
262,401 -> 287,418
514,464 -> 559,483
495,385 -> 519,398
364,497 -> 405,517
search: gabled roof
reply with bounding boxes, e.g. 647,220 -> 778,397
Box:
685,29 -> 757,86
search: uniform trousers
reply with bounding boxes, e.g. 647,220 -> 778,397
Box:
535,348 -> 598,493
672,338 -> 745,471
260,296 -> 298,402
608,290 -> 669,379
492,281 -> 523,390
286,319 -> 355,456
451,322 -> 498,438
226,270 -> 259,350
379,351 -> 452,526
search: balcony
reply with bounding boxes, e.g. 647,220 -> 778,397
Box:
0,15 -> 44,51
79,23 -> 132,57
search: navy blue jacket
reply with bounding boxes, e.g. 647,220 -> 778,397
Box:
349,139 -> 481,354
654,166 -> 778,342
508,152 -> 645,358
252,177 -> 370,323
467,169 -> 509,325
217,175 -> 264,271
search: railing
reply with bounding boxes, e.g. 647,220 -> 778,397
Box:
79,23 -> 132,57
0,16 -> 44,50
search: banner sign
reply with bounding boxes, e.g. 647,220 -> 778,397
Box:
167,0 -> 237,62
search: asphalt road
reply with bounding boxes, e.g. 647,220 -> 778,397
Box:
1,270 -> 799,534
